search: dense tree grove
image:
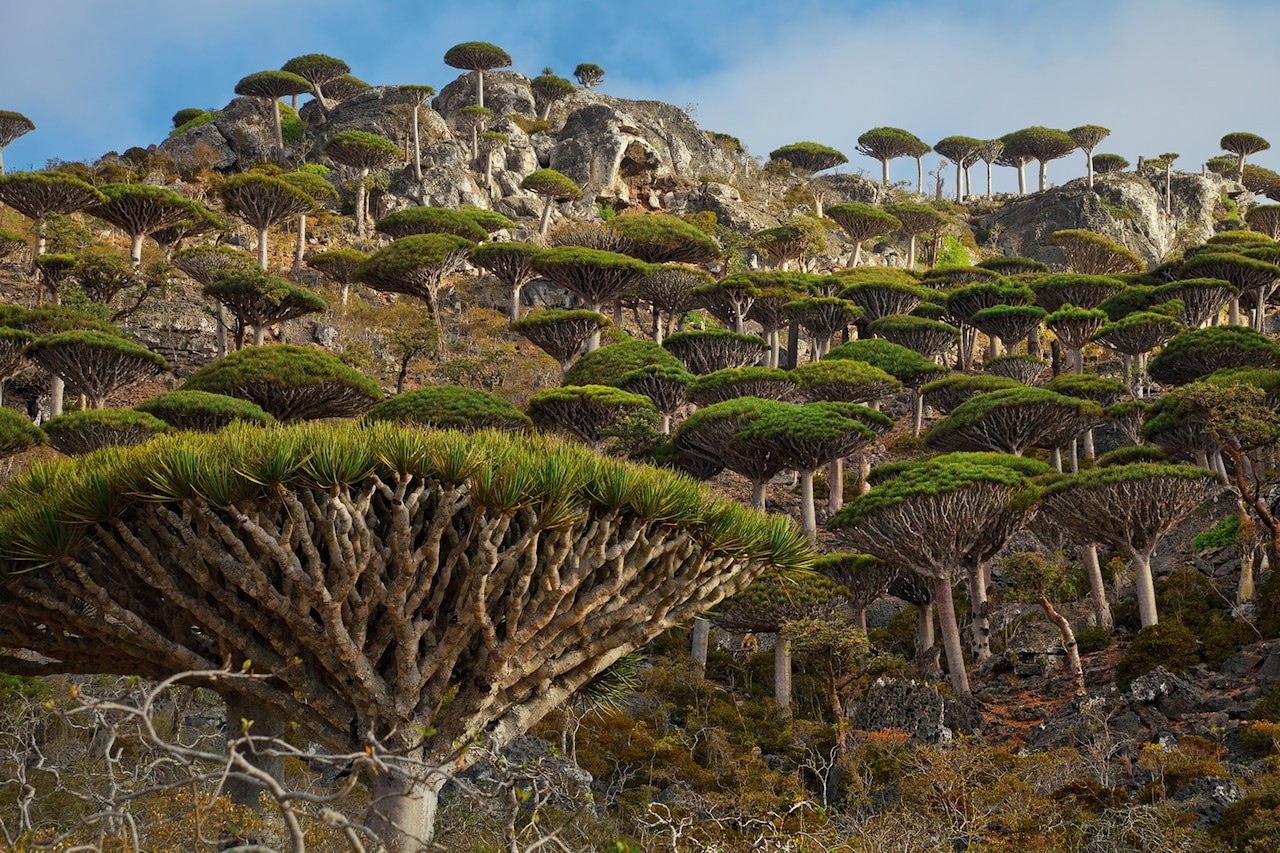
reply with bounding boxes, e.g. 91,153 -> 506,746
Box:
8,36 -> 1280,853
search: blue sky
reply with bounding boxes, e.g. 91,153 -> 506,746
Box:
3,0 -> 1279,191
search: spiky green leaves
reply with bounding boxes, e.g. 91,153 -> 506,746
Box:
1002,126 -> 1076,165
608,214 -> 720,264
323,130 -> 400,170
203,268 -> 326,334
375,207 -> 490,241
0,171 -> 103,221
443,42 -> 513,72
281,54 -> 350,87
838,280 -> 931,324
1221,132 -> 1270,159
967,305 -> 1046,345
712,571 -> 848,634
856,127 -> 930,182
235,70 -> 311,100
0,407 -> 42,458
564,339 -> 682,387
768,141 -> 848,175
688,367 -> 796,407
533,247 -> 650,311
793,359 -> 902,404
1092,154 -> 1129,174
735,402 -> 878,473
574,63 -> 605,88
27,331 -> 169,408
134,390 -> 274,432
356,234 -> 475,306
825,203 -> 901,244
1031,274 -> 1127,311
825,338 -> 947,388
1045,305 -> 1109,349
1049,229 -> 1142,275
1148,326 -> 1280,385
664,330 -> 766,375
306,248 -> 369,284
868,314 -> 959,360
42,409 -> 168,456
0,110 -> 36,148
527,384 -> 655,446
511,309 -> 610,368
521,169 -> 582,201
181,345 -> 380,422
1091,311 -> 1181,356
91,184 -> 199,240
364,386 -> 531,432
921,374 -> 1021,414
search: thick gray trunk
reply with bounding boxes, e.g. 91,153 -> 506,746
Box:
851,241 -> 863,267
774,636 -> 793,716
355,167 -> 370,238
1085,150 -> 1095,188
1131,549 -> 1158,628
129,233 -> 145,273
257,227 -> 269,271
1038,160 -> 1049,192
907,234 -> 917,268
800,469 -> 818,544
691,618 -> 710,675
966,561 -> 991,663
49,374 -> 64,418
915,156 -> 923,195
828,457 -> 844,514
955,161 -> 964,203
340,283 -> 350,307
1083,544 -> 1113,629
986,162 -> 993,197
934,574 -> 970,695
508,283 -> 522,322
1016,161 -> 1027,195
881,158 -> 890,187
475,70 -> 485,109
270,100 -> 285,162
918,602 -> 934,653
411,105 -> 423,182
538,197 -> 554,236
223,694 -> 285,812
254,325 -> 267,346
216,305 -> 228,357
1229,297 -> 1241,326
911,390 -> 923,437
751,480 -> 767,511
293,214 -> 306,276
366,764 -> 445,852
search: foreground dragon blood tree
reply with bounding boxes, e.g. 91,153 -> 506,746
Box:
0,110 -> 35,174
1042,463 -> 1216,627
0,423 -> 809,849
324,130 -> 400,237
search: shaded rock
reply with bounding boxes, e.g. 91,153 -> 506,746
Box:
310,323 -> 340,349
1258,644 -> 1280,687
980,171 -> 1237,268
815,173 -> 884,206
854,677 -> 980,743
685,181 -> 775,233
454,734 -> 596,816
316,85 -> 452,152
1128,667 -> 1203,720
212,96 -> 282,168
1172,775 -> 1244,829
156,121 -> 236,172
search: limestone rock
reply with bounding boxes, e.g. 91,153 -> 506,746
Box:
314,85 -> 452,153
854,677 -> 980,743
156,121 -> 236,172
980,172 -> 1239,269
212,96 -> 281,168
1128,666 -> 1204,720
433,71 -> 537,121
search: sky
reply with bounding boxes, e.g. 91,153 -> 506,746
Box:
2,0 -> 1279,193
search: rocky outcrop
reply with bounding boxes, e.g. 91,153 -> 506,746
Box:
312,85 -> 452,152
155,120 -> 236,172
854,677 -> 981,743
433,71 -> 537,121
981,171 -> 1244,268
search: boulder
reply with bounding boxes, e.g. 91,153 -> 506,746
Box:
433,71 -> 537,121
980,171 -> 1238,269
156,121 -> 236,172
1171,775 -> 1244,829
452,733 -> 596,816
315,85 -> 453,152
1128,667 -> 1204,720
854,677 -> 980,743
212,96 -> 282,168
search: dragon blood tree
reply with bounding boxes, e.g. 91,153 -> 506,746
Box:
833,455 -> 1043,693
768,141 -> 848,217
532,247 -> 650,350
636,265 -> 711,346
921,374 -> 1020,415
203,267 -> 326,348
710,571 -> 848,716
825,203 -> 900,267
608,213 -> 720,265
526,384 -> 656,450
0,406 -> 43,458
0,422 -> 809,849
1148,325 -> 1280,386
471,241 -> 545,322
562,338 -> 682,387
0,171 -> 103,270
306,247 -> 369,307
219,173 -> 316,271
813,552 -> 899,633
1179,252 -> 1280,331
674,397 -> 790,509
985,354 -> 1050,386
1048,229 -> 1142,276
857,126 -> 930,190
664,329 -> 766,375
364,386 -> 532,433
1046,305 -> 1109,374
41,409 -> 169,456
357,233 -> 475,356
825,337 -> 948,436
1043,463 -> 1216,626
511,309 -> 611,377
444,41 -> 512,108
925,386 -> 1101,460
521,169 -> 583,236
181,345 -> 381,422
324,130 -> 401,237
687,366 -> 796,407
0,324 -> 34,406
281,53 -> 351,118
0,110 -> 34,174
1153,278 -> 1238,328
25,331 -> 169,409
615,365 -> 693,434
785,296 -> 861,361
134,390 -> 274,432
234,70 -> 310,160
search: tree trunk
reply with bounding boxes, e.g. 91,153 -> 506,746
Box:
857,452 -> 872,496
786,321 -> 800,369
1130,549 -> 1158,627
1051,447 -> 1063,473
1085,149 -> 1095,188
508,283 -> 523,322
538,197 -> 554,236
1082,544 -> 1112,629
340,283 -> 350,307
1038,159 -> 1049,192
1083,428 -> 1095,461
353,166 -> 370,238
881,158 -> 890,187
215,305 -> 228,357
751,480 -> 767,511
49,374 -> 64,418
986,162 -> 993,198
1229,297 -> 1241,326
475,70 -> 485,109
933,574 -> 970,695
800,469 -> 818,544
907,234 -> 917,268
828,457 -> 844,514
1016,161 -> 1027,196
911,390 -> 923,437
293,214 -> 306,277
365,762 -> 446,852
270,100 -> 285,162
257,227 -> 269,271
774,635 -> 793,717
254,325 -> 267,346
768,329 -> 780,368
411,104 -> 423,183
1038,595 -> 1087,697
915,156 -> 923,195
1165,165 -> 1173,216
691,618 -> 710,675
918,602 -> 934,653
954,160 -> 964,203
966,561 -> 991,663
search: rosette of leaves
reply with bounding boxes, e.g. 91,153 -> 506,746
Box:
1147,326 -> 1280,386
751,218 -> 827,269
824,338 -> 947,388
306,248 -> 369,307
520,169 -> 582,235
673,397 -> 791,507
526,384 -> 655,449
0,420 -> 809,847
663,329 -> 766,375
0,407 -> 43,458
792,359 -> 902,405
42,408 -> 168,456
375,207 -> 489,241
688,366 -> 796,407
470,241 -> 544,322
944,281 -> 1035,324
837,280 -> 931,325
921,373 -> 1021,414
636,265 -> 711,338
608,213 -> 720,265
323,130 -> 400,237
1046,305 -> 1109,372
813,552 -> 900,630
531,246 -> 649,317
856,126 -> 930,187
458,207 -> 514,235
203,267 -> 327,347
692,276 -> 759,334
984,354 -> 1050,386
977,256 -> 1049,276
924,386 -> 1103,456
562,338 -> 682,387
968,305 -> 1047,351
134,390 -> 274,432
1091,311 -> 1182,357
181,345 -> 380,422
1092,153 -> 1129,175
1045,373 -> 1127,406
1032,274 -> 1127,312
1042,463 -> 1216,626
356,233 -> 475,325
866,314 -> 959,361
91,183 -> 199,270
26,331 -> 169,409
510,309 -> 611,376
363,386 -> 531,432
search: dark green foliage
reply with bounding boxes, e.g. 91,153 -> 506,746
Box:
134,390 -> 274,432
922,374 -> 1021,414
443,41 -> 513,71
325,75 -> 369,101
944,281 -> 1036,323
792,359 -> 903,404
838,280 -> 931,324
573,63 -> 605,88
1091,311 -> 1182,356
526,384 -> 655,446
985,354 -> 1050,385
825,338 -> 947,387
0,326 -> 34,380
520,168 -> 582,200
532,247 -> 649,311
26,331 -> 169,408
856,127 -> 930,183
279,103 -> 304,145
868,313 -> 959,359
356,233 -> 475,310
1098,285 -> 1158,321
615,365 -> 692,415
1032,274 -> 1127,312
711,571 -> 848,634
734,401 -> 877,472
1148,326 -> 1280,385
306,248 -> 369,284
181,345 -> 381,421
1046,305 -> 1109,350
977,256 -> 1049,276
783,296 -> 861,337
768,141 -> 848,175
687,367 -> 795,406
608,214 -> 720,264
1095,445 -> 1167,467
562,339 -> 682,387
364,386 -> 531,432
1075,625 -> 1113,654
234,70 -> 310,100
280,168 -> 337,203
470,241 -> 543,287
1221,131 -> 1270,159
91,183 -> 198,240
1194,514 -> 1241,553
458,207 -> 514,234
375,207 -> 489,241
42,409 -> 168,456
825,203 -> 900,243
219,173 -> 316,230
0,171 -> 104,222
281,54 -> 351,87
884,202 -> 948,235
530,73 -> 575,112
968,304 -> 1047,344
169,111 -> 215,137
925,387 -> 1101,455
1115,620 -> 1198,687
203,268 -> 326,335
0,407 -> 43,458
323,130 -> 400,168
1049,229 -> 1142,275
510,309 -> 610,369
1092,153 -> 1129,174
0,110 -> 35,148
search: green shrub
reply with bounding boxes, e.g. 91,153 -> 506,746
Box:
1075,625 -> 1112,655
279,103 -> 305,145
1116,620 -> 1198,687
1250,682 -> 1280,722
1202,618 -> 1256,669
1194,514 -> 1241,552
1000,550 -> 1084,602
169,111 -> 215,138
